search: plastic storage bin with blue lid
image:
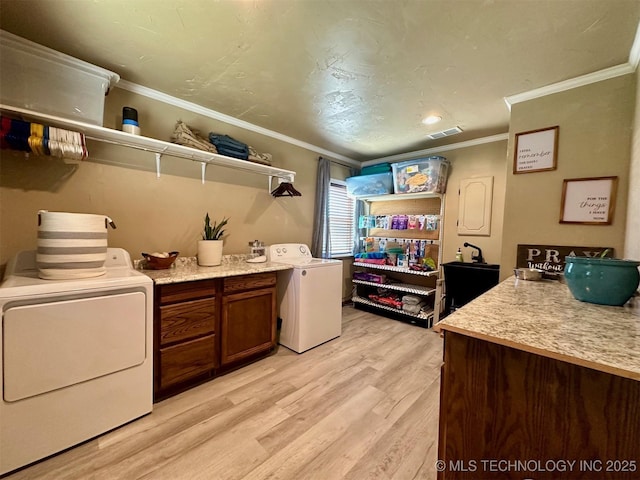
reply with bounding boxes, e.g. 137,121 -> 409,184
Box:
345,172 -> 393,198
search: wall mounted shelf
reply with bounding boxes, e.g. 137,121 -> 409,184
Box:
0,104 -> 296,187
358,192 -> 443,202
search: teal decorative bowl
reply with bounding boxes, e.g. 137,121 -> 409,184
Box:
564,256 -> 640,306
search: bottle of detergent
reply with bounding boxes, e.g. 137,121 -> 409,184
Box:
456,248 -> 464,262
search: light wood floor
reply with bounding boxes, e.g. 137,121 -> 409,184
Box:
7,306 -> 443,480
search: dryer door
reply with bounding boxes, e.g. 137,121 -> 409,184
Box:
3,291 -> 147,402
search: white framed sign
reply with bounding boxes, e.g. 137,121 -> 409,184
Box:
560,176 -> 618,225
513,126 -> 559,174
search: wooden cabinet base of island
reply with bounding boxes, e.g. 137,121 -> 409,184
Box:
154,273 -> 277,402
438,332 -> 640,480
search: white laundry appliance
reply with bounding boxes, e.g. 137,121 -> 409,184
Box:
0,248 -> 153,475
268,243 -> 343,353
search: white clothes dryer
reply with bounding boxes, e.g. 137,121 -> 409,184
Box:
268,244 -> 343,353
0,248 -> 153,475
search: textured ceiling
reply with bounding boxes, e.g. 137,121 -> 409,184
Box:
1,0 -> 639,162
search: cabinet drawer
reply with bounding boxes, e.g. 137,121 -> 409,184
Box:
223,272 -> 276,294
159,334 -> 216,389
157,279 -> 217,305
160,298 -> 215,347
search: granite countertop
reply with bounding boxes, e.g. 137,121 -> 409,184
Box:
138,255 -> 292,285
435,277 -> 640,381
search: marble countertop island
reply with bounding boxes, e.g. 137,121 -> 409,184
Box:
139,255 -> 292,285
435,277 -> 640,381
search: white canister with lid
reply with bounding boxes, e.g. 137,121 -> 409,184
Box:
248,240 -> 266,258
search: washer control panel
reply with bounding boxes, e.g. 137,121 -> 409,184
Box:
268,243 -> 313,260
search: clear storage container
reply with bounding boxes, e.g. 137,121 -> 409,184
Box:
0,30 -> 120,126
345,172 -> 393,197
391,156 -> 449,194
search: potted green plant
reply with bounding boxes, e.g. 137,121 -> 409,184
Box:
197,213 -> 229,266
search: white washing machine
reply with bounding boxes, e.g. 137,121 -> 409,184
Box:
0,248 -> 153,475
268,243 -> 343,353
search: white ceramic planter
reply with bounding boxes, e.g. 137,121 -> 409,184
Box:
197,240 -> 223,266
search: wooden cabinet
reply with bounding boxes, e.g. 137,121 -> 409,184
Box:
155,279 -> 217,400
220,272 -> 276,367
153,273 -> 277,401
437,332 -> 640,479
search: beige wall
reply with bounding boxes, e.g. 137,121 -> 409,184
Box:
0,88 -> 336,266
500,74 -> 635,280
0,87 -> 362,299
440,140 -> 508,266
626,71 -> 640,261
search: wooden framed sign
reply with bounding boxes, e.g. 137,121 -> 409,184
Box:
560,176 -> 618,225
513,126 -> 559,174
516,244 -> 614,276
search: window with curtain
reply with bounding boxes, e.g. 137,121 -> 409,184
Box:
327,179 -> 356,257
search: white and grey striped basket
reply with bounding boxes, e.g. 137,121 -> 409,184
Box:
36,210 -> 116,280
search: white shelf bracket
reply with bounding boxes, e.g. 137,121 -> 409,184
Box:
200,162 -> 206,184
155,153 -> 162,178
268,175 -> 274,192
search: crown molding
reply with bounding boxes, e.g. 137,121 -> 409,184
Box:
504,63 -> 635,110
361,133 -> 509,166
115,79 -> 360,166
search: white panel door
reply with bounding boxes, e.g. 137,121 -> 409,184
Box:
457,176 -> 494,236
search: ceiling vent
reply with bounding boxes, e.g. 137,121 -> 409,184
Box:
427,126 -> 463,140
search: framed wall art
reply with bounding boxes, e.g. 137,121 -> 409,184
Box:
516,244 -> 614,277
513,125 -> 559,174
559,176 -> 618,225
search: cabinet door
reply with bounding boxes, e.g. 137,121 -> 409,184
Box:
220,287 -> 276,366
457,176 -> 493,236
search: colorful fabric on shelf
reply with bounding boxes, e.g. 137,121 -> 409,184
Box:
5,118 -> 31,151
0,116 -> 87,160
402,301 -> 426,314
208,133 -> 249,160
0,116 -> 11,150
